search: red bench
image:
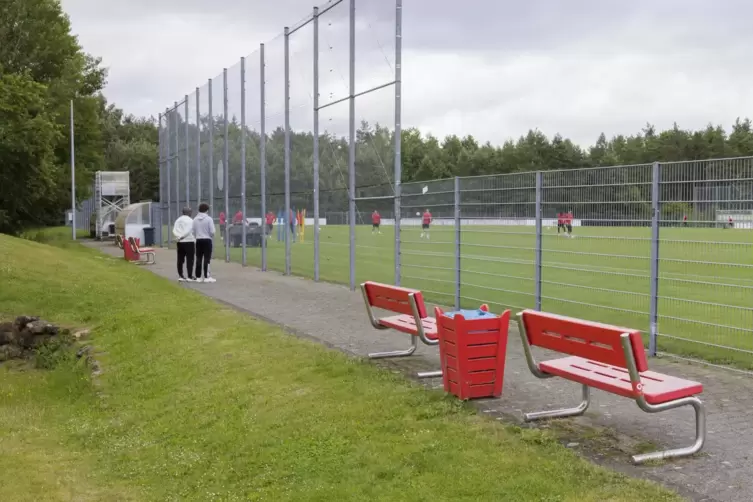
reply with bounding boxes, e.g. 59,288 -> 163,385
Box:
361,281 -> 442,378
127,236 -> 156,265
516,309 -> 705,465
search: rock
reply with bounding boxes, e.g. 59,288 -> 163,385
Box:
26,320 -> 58,336
0,316 -> 75,364
72,329 -> 91,342
13,316 -> 38,330
0,345 -> 23,362
0,322 -> 15,346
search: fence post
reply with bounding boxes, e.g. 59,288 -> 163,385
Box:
347,0 -> 356,291
166,107 -> 172,247
240,56 -> 247,266
394,0 -> 402,287
260,43 -> 267,272
196,87 -> 201,206
454,176 -> 461,309
313,6 -> 320,282
208,78 -> 214,217
284,27 -> 292,276
649,161 -> 661,356
223,68 -> 230,263
184,96 -> 190,207
535,171 -> 543,311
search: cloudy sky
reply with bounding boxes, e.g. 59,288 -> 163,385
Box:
61,0 -> 753,147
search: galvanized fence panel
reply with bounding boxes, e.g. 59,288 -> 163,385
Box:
225,61 -> 244,264
186,93 -> 197,211
244,47 -> 265,269
658,158 -> 753,369
400,178 -> 457,307
352,0 -> 398,289
459,172 -> 538,313
262,34 -> 288,275
210,72 -> 225,250
158,112 -> 169,247
540,164 -> 654,344
198,82 -> 210,211
316,0 -> 352,285
289,17 -> 316,278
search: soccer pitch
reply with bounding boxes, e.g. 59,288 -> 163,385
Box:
223,224 -> 753,369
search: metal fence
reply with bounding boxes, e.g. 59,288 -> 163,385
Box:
397,160 -> 753,370
157,0 -> 400,287
157,1 -> 753,369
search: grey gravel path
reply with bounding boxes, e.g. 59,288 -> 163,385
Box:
91,242 -> 753,502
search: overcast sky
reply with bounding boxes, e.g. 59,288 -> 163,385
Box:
61,0 -> 753,147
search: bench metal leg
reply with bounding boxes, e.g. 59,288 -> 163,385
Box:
416,370 -> 442,379
368,334 -> 418,359
631,396 -> 706,465
524,384 -> 590,422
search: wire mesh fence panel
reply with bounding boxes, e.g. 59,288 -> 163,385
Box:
186,92 -> 198,212
316,0 -> 352,284
400,178 -> 456,306
198,82 -> 210,211
289,18 -> 315,278
176,100 -> 187,214
459,172 -> 537,313
541,164 -> 653,341
158,113 -> 169,247
224,61 -> 244,263
243,48 -> 264,269
210,72 -> 226,250
352,0 -> 397,286
658,158 -> 753,369
261,34 -> 288,275
167,105 -> 184,248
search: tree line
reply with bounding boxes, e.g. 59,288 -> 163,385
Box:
0,0 -> 158,234
3,0 -> 753,234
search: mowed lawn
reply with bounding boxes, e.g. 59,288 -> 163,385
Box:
226,224 -> 753,368
0,231 -> 679,501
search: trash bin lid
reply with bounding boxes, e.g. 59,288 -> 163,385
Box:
443,309 -> 497,320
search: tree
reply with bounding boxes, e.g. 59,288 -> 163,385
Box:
0,0 -> 107,233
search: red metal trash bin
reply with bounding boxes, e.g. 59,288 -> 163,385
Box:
435,307 -> 511,400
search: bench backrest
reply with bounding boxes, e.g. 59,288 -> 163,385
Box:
127,236 -> 140,254
362,281 -> 428,319
519,310 -> 648,372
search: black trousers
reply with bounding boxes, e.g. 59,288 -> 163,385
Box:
177,242 -> 195,278
195,239 -> 213,279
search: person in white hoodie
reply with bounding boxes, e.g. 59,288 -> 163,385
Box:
193,202 -> 216,283
172,207 -> 196,282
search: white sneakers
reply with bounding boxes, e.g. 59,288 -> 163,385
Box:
180,277 -> 215,283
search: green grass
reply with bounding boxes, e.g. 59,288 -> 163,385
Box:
216,224 -> 753,369
0,231 -> 681,501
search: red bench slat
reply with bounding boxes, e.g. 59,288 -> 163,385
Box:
363,281 -> 428,319
378,314 -> 437,339
520,310 -> 648,373
539,356 -> 703,405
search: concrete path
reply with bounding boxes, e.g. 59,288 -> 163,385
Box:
91,242 -> 753,502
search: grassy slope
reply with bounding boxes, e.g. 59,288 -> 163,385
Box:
0,230 -> 679,501
219,224 -> 753,368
